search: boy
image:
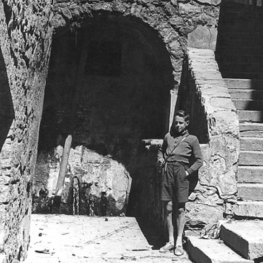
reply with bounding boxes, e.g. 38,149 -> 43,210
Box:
158,110 -> 203,256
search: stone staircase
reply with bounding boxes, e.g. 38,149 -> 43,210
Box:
225,78 -> 263,219
187,221 -> 263,263
186,78 -> 263,263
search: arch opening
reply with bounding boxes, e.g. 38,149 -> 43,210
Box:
34,12 -> 174,217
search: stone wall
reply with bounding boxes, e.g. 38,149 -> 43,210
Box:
51,0 -> 221,111
179,48 -> 239,224
143,47 -> 239,230
0,0 -> 223,261
0,1 -> 53,262
32,0 -> 222,231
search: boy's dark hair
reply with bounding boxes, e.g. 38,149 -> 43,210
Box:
174,110 -> 190,122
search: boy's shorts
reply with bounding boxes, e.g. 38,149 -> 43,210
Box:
161,162 -> 189,203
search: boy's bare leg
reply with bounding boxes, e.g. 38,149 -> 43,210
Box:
166,201 -> 174,243
159,201 -> 174,252
174,202 -> 186,256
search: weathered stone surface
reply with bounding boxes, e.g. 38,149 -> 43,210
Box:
186,198 -> 224,225
221,221 -> 263,260
196,0 -> 221,4
238,110 -> 263,123
224,78 -> 263,90
34,146 -> 132,216
239,123 -> 263,138
234,201 -> 263,218
230,90 -> 263,100
0,0 -> 53,261
0,0 -> 222,261
188,25 -> 218,50
181,48 -> 239,219
233,99 -> 263,111
187,236 -> 253,263
209,97 -> 235,110
237,183 -> 263,201
237,166 -> 263,184
208,111 -> 239,136
239,151 -> 263,166
241,137 -> 263,151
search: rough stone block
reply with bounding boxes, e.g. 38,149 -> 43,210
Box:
221,221 -> 263,260
186,236 -> 253,263
188,25 -> 218,50
208,111 -> 239,135
35,146 -> 132,216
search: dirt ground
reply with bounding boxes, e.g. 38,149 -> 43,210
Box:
23,214 -> 193,263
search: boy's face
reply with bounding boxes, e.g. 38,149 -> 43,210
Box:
173,115 -> 189,134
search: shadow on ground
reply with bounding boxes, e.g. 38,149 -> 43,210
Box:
136,217 -> 165,250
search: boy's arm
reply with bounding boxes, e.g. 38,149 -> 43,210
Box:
186,137 -> 203,175
157,137 -> 167,165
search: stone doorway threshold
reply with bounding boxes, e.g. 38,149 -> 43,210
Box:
23,214 -> 192,263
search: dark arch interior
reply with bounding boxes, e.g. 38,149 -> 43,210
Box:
37,12 -> 174,218
39,12 -> 173,161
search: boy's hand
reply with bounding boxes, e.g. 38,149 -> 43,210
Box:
185,170 -> 189,177
158,159 -> 165,166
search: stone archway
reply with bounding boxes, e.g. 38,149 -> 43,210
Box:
34,12 -> 175,217
0,0 -> 221,261
51,1 -> 189,127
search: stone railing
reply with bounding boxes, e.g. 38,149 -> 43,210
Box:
179,48 -> 240,224
138,48 -> 240,233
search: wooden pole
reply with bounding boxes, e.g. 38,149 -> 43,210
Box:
53,29 -> 89,208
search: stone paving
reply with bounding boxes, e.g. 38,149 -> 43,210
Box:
23,214 -> 192,263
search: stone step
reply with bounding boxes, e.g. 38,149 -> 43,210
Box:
240,137 -> 263,151
238,183 -> 263,201
233,201 -> 263,218
221,72 -> 262,79
186,236 -> 253,263
229,89 -> 263,100
233,99 -> 263,110
237,110 -> 263,123
239,151 -> 263,166
240,123 -> 263,137
238,166 -> 263,183
220,221 -> 263,260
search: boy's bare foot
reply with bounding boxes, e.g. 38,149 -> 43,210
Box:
174,245 -> 184,256
159,242 -> 174,253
